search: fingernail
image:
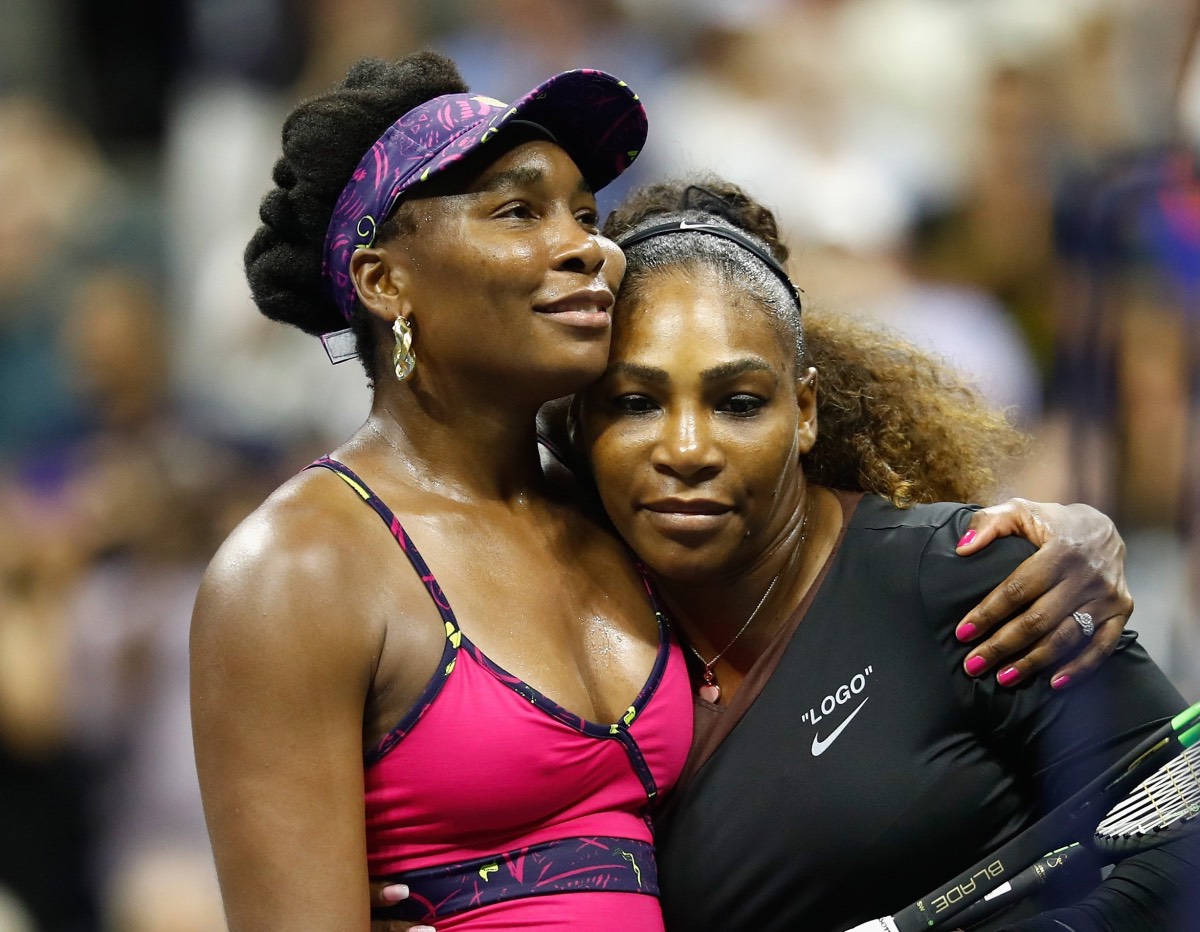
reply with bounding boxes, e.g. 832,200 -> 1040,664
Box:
381,884 -> 409,902
412,927 -> 436,932
997,666 -> 1020,686
965,655 -> 988,676
1051,674 -> 1071,690
957,529 -> 977,548
956,622 -> 977,642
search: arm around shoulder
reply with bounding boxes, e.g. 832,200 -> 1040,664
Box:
190,496 -> 382,931
955,500 -> 1133,687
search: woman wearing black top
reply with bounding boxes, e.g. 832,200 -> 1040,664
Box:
571,177 -> 1198,931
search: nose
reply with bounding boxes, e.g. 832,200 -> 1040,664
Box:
550,214 -> 607,277
650,406 -> 722,482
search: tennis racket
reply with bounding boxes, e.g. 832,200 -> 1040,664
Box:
844,700 -> 1200,932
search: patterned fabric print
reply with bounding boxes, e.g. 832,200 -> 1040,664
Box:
370,836 -> 658,924
321,69 -> 647,321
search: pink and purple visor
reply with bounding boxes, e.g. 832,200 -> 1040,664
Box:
321,69 -> 648,323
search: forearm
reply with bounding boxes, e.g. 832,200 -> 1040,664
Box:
998,838 -> 1200,931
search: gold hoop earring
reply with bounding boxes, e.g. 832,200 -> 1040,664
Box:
392,316 -> 416,382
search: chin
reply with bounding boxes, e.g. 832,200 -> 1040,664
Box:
542,346 -> 610,393
628,537 -> 733,586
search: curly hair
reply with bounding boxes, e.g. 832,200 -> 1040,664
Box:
602,175 -> 1028,506
243,51 -> 468,383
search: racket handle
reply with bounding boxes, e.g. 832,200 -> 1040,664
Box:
841,919 -> 900,932
942,844 -> 1088,930
851,845 -> 1091,932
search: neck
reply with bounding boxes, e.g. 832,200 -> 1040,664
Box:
658,484 -> 828,670
348,381 -> 552,504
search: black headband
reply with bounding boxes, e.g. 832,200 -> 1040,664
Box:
615,220 -> 802,312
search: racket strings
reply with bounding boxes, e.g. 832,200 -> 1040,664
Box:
1095,745 -> 1200,838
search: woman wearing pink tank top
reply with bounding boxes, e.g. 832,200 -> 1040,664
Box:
190,49 -> 1132,932
192,51 -> 695,931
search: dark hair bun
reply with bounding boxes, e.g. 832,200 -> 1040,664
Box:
244,51 -> 468,340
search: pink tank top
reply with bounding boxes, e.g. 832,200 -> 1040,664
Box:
310,457 -> 693,930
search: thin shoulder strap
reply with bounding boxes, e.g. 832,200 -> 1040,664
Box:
305,456 -> 459,632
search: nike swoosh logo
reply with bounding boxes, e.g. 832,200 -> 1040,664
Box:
811,696 -> 869,757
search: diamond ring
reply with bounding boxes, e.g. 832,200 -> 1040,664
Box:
1073,610 -> 1095,638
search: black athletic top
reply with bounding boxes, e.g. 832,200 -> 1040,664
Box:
656,494 -> 1199,931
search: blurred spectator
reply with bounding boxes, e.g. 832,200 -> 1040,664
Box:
1,264 -> 270,931
1044,0 -> 1200,697
54,266 -> 256,931
914,63 -> 1058,375
0,96 -> 104,464
1052,147 -> 1200,699
0,483 -> 97,931
0,91 -> 161,462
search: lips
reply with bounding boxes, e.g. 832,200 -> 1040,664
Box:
534,288 -> 614,326
643,498 -> 731,516
640,498 -> 733,536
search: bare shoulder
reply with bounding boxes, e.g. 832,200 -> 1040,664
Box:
191,468 -> 385,684
190,468 -> 382,930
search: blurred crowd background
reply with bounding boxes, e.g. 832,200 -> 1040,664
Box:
1,1 -> 1199,929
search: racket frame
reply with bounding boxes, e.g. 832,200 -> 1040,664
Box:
887,702 -> 1200,932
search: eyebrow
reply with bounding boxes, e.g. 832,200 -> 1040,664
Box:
606,357 -> 777,384
477,166 -> 593,197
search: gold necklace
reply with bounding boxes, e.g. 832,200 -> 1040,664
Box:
686,502 -> 812,704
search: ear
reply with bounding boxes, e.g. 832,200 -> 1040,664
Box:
348,244 -> 409,322
796,366 -> 818,456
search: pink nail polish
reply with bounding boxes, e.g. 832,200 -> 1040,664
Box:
997,666 -> 1020,686
956,622 -> 977,642
1051,674 -> 1071,690
965,655 -> 988,676
957,529 -> 977,548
